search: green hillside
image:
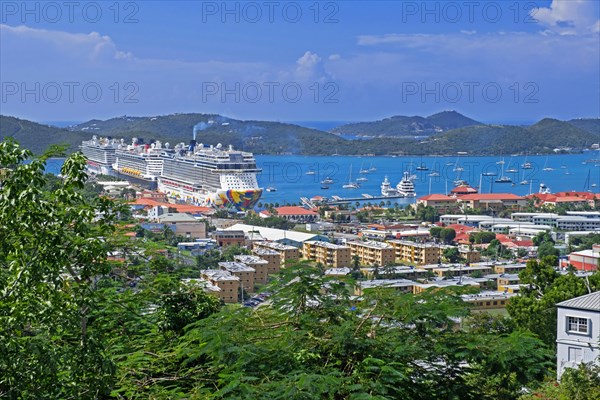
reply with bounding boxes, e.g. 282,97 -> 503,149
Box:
566,118 -> 600,136
1,112 -> 598,156
331,111 -> 482,137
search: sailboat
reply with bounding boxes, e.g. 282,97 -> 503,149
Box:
542,156 -> 554,171
505,157 -> 518,174
521,153 -> 532,169
416,156 -> 428,171
359,161 -> 370,174
368,162 -> 377,172
495,159 -> 512,183
343,164 -> 360,189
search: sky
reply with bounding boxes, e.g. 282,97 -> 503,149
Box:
0,0 -> 599,124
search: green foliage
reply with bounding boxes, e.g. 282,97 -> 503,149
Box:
244,211 -> 291,229
537,242 -> 560,261
156,284 -> 221,335
470,231 -> 497,244
507,258 -> 600,348
439,228 -> 456,244
520,363 -> 600,400
443,247 -> 462,263
570,233 -> 600,251
416,205 -> 439,223
0,140 -> 122,397
430,226 -> 443,239
533,231 -> 555,246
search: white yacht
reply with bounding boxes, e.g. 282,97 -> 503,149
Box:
381,176 -> 400,197
396,171 -> 416,197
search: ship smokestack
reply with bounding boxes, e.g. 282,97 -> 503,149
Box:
189,139 -> 197,152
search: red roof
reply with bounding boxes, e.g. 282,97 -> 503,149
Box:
451,185 -> 478,194
458,193 -> 524,201
418,194 -> 456,201
446,224 -> 476,233
273,206 -> 318,216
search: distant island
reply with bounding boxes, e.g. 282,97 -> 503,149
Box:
1,111 -> 598,156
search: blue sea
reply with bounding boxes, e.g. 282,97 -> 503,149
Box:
44,153 -> 600,206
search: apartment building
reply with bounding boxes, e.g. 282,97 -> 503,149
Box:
302,241 -> 352,268
253,241 -> 300,266
347,240 -> 395,266
234,255 -> 270,285
200,269 -> 240,303
212,230 -> 246,247
251,248 -> 282,275
218,262 -> 255,292
387,240 -> 444,265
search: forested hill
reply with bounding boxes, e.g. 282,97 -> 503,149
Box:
331,111 -> 483,137
1,113 -> 598,156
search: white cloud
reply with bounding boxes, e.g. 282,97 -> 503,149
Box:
533,0 -> 600,35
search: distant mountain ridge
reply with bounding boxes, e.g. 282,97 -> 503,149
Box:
331,111 -> 482,137
1,112 -> 598,156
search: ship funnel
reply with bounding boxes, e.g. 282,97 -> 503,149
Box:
189,139 -> 197,152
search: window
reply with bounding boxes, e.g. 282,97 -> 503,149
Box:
567,316 -> 589,334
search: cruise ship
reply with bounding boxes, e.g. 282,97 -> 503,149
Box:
396,171 -> 416,197
80,133 -> 263,210
79,136 -> 119,175
112,138 -> 173,188
158,141 -> 262,210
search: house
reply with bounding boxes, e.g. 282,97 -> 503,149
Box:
260,206 -> 319,222
157,213 -> 207,239
556,291 -> 600,380
456,193 -> 527,211
212,230 -> 246,248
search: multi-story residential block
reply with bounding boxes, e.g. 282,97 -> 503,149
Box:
218,261 -> 255,292
460,291 -> 515,310
302,241 -> 352,268
556,291 -> 600,380
253,241 -> 300,266
415,194 -> 458,212
234,254 -> 270,285
347,240 -> 395,266
387,240 -> 445,265
492,263 -> 527,274
432,265 -> 493,279
200,269 -> 240,303
251,247 -> 282,275
497,274 -> 521,292
356,279 -> 415,296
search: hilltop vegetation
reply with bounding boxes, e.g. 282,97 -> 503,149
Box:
1,111 -> 598,156
331,110 -> 482,137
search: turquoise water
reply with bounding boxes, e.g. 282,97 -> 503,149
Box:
44,153 -> 599,206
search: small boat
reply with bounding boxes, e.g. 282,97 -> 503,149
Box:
542,156 -> 554,171
306,169 -> 317,175
520,180 -> 529,185
356,177 -> 368,182
522,162 -> 532,169
506,167 -> 518,173
321,185 -> 330,190
320,177 -> 334,184
428,171 -> 440,177
495,176 -> 512,183
482,171 -> 497,176
266,187 -> 277,192
416,157 -> 428,171
343,164 -> 360,189
368,163 -> 377,172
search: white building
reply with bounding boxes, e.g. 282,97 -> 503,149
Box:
556,291 -> 600,380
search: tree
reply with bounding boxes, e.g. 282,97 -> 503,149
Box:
538,242 -> 560,260
470,231 -> 496,244
443,247 -> 462,263
507,257 -> 600,348
430,226 -> 443,239
533,231 -> 554,246
0,140 -> 122,397
439,228 -> 456,244
520,363 -> 600,400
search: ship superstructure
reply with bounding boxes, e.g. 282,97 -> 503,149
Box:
79,135 -> 119,175
396,171 -> 416,197
81,131 -> 263,210
158,141 -> 262,210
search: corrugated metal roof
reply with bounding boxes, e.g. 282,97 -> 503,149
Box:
557,291 -> 600,312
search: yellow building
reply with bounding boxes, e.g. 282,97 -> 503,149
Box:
218,262 -> 255,292
253,241 -> 300,266
251,248 -> 282,276
200,269 -> 240,303
347,240 -> 395,266
387,240 -> 445,265
302,241 -> 352,268
235,254 -> 271,285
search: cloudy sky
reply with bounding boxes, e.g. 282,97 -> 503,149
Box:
1,0 -> 599,123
